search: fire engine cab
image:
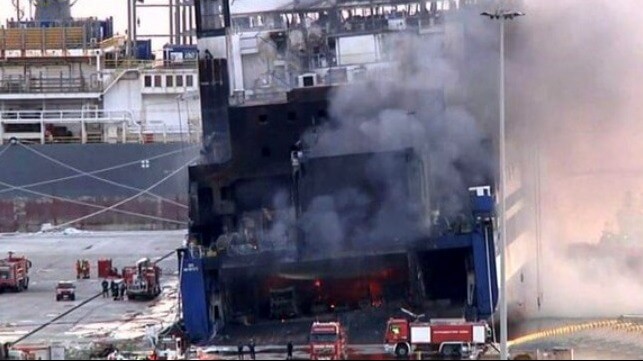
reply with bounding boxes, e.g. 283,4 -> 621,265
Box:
309,321 -> 347,360
384,317 -> 491,358
0,252 -> 31,292
122,258 -> 162,300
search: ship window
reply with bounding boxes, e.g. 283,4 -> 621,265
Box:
317,109 -> 328,119
302,76 -> 314,87
287,111 -> 297,122
166,75 -> 174,87
199,0 -> 226,32
176,75 -> 184,87
144,75 -> 152,87
258,114 -> 268,125
261,146 -> 271,157
154,75 -> 162,87
186,75 -> 194,87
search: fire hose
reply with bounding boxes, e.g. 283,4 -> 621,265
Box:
9,292 -> 104,346
508,318 -> 643,348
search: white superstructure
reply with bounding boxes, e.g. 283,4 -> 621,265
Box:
0,25 -> 202,145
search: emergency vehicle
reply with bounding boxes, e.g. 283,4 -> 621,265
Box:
122,258 -> 162,300
0,252 -> 31,292
55,281 -> 76,301
384,317 -> 491,358
309,321 -> 347,360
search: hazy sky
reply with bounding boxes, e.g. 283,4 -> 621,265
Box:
1,0 -> 173,51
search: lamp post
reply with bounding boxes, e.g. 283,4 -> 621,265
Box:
480,8 -> 524,361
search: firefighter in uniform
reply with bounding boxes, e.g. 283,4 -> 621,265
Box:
101,279 -> 109,298
110,280 -> 119,300
119,281 -> 126,300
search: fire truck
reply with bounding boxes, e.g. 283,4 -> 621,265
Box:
384,317 -> 492,358
309,321 -> 347,360
122,258 -> 162,300
0,252 -> 32,292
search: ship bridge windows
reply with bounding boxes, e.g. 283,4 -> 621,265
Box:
142,73 -> 197,90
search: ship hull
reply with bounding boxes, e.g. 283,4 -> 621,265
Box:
0,143 -> 198,232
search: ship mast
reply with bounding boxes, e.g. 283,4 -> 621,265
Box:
11,0 -> 25,20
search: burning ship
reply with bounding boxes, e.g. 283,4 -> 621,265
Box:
0,0 -> 200,232
178,0 -> 539,343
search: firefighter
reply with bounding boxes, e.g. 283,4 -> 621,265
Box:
237,344 -> 244,360
110,280 -> 119,300
76,260 -> 81,279
248,340 -> 256,360
119,281 -> 126,300
101,279 -> 109,298
83,260 -> 90,279
286,341 -> 293,360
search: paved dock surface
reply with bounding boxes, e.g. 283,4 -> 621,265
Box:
199,317 -> 643,360
0,229 -> 183,346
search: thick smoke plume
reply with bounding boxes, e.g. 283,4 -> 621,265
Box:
287,10 -> 499,254
508,0 -> 643,317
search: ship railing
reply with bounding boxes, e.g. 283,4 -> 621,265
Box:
0,74 -> 102,93
0,109 -> 135,124
0,110 -> 202,145
0,109 -> 135,145
102,59 -> 199,71
128,122 -> 202,144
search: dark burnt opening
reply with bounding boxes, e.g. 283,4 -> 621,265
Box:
219,253 -> 410,322
417,248 -> 469,312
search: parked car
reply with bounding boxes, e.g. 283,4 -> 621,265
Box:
55,281 -> 76,301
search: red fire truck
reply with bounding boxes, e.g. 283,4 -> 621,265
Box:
384,317 -> 491,358
0,252 -> 32,292
309,321 -> 347,360
122,258 -> 162,300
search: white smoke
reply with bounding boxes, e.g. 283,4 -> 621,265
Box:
508,0 -> 643,317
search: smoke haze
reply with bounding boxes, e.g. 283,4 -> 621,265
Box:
508,0 -> 643,317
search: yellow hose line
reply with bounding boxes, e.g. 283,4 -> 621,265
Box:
506,319 -> 642,347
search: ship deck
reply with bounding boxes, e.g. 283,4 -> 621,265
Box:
206,231 -> 478,272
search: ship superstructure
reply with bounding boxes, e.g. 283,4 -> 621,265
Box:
0,0 -> 202,231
